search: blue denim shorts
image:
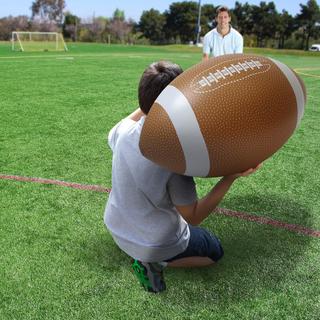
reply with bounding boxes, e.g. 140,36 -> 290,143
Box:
165,225 -> 224,262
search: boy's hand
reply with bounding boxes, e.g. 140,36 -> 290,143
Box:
226,163 -> 263,179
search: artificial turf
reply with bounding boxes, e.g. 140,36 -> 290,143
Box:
0,42 -> 319,319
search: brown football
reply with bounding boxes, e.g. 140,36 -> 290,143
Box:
139,54 -> 306,177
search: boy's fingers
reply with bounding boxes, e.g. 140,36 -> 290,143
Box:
243,163 -> 262,176
255,163 -> 263,170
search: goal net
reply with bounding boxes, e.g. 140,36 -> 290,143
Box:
12,32 -> 68,52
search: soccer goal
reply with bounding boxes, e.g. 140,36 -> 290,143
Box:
12,32 -> 68,52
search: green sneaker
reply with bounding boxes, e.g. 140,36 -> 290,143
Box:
131,260 -> 166,293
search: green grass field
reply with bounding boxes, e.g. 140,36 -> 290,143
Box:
0,42 -> 319,320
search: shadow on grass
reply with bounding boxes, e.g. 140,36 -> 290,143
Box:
160,194 -> 313,307
82,194 -> 313,309
221,192 -> 316,227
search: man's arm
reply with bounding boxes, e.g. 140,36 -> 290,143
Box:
234,34 -> 244,54
203,53 -> 209,60
175,164 -> 262,225
202,33 -> 211,60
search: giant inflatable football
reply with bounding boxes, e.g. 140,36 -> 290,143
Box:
139,54 -> 306,177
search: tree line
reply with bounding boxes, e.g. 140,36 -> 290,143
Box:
0,0 -> 319,50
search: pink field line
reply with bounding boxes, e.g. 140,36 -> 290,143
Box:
1,173 -> 319,238
0,174 -> 111,193
215,208 -> 320,238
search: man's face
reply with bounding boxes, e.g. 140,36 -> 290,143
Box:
216,11 -> 231,29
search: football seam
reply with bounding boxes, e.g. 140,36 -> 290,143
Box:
190,67 -> 272,94
190,62 -> 272,94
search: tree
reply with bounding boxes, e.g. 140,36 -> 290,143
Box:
251,2 -> 278,47
296,0 -> 320,50
200,4 -> 216,36
164,1 -> 199,43
31,0 -> 65,25
0,16 -> 30,40
232,2 -> 254,35
113,8 -> 125,21
78,16 -> 109,42
62,12 -> 80,41
107,9 -> 132,43
276,10 -> 295,49
138,9 -> 166,44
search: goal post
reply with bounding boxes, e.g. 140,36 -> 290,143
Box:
11,32 -> 68,52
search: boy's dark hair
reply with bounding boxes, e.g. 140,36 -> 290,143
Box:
138,61 -> 183,114
215,5 -> 230,16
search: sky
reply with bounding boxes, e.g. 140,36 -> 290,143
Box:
0,0 -> 317,21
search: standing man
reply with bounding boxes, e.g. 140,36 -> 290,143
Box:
203,5 -> 243,59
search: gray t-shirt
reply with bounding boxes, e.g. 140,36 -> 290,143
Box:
104,117 -> 197,262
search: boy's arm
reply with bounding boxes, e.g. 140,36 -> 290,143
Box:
108,108 -> 145,150
126,108 -> 145,122
175,164 -> 262,226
